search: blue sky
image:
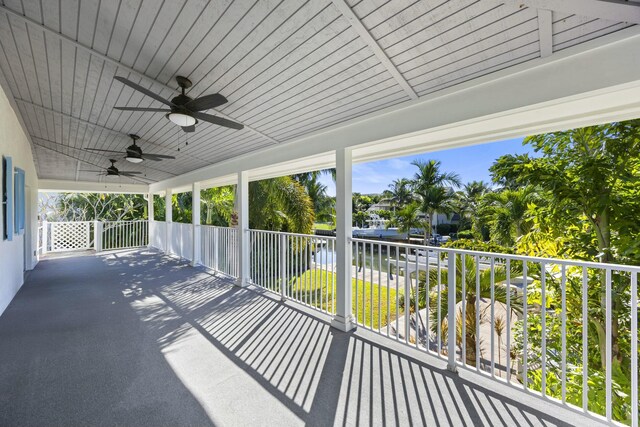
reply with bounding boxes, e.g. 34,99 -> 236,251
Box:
319,137 -> 534,196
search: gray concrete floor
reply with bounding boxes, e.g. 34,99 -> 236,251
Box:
0,249 -> 604,427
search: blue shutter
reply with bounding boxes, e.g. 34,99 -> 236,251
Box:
14,168 -> 25,234
2,156 -> 13,241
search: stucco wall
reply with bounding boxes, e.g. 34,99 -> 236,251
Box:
0,83 -> 38,316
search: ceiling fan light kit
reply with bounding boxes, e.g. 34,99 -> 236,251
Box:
83,134 -> 175,164
167,112 -> 197,127
113,75 -> 244,132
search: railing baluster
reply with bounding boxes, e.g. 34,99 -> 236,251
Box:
370,242 -> 374,330
462,254 -> 466,368
437,249 -> 442,356
386,244 -> 390,337
523,261 -> 528,390
476,255 -> 480,371
605,268 -> 612,423
426,249 -> 430,352
395,247 -> 400,341
561,264 -> 566,404
447,251 -> 456,371
632,272 -> 638,427
506,258 -> 511,383
404,250 -> 410,344
362,242 -> 366,326
582,266 -> 588,412
490,257 -> 495,378
541,262 -> 546,396
355,242 -> 359,324
414,251 -> 419,348
379,243 -> 382,332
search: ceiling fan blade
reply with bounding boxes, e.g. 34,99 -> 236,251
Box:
113,106 -> 171,112
114,76 -> 173,107
182,125 -> 195,133
142,153 -> 176,160
83,148 -> 124,154
119,171 -> 142,175
192,112 -> 244,130
185,93 -> 228,111
78,169 -> 103,172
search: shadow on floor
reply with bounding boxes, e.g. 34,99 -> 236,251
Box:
1,249 -> 598,426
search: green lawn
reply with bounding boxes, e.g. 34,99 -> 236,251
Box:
288,269 -> 401,330
313,223 -> 334,231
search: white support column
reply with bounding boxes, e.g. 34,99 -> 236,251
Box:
42,220 -> 48,255
147,193 -> 154,221
165,188 -> 172,255
192,182 -> 201,266
93,220 -> 101,253
331,147 -> 356,332
237,171 -> 250,287
147,193 -> 154,248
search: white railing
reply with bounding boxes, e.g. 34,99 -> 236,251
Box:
170,222 -> 193,260
248,229 -> 336,314
132,222 -> 640,425
41,220 -> 148,253
201,225 -> 238,278
149,220 -> 166,251
48,221 -> 93,252
37,222 -> 44,255
100,220 -> 148,251
351,237 -> 639,426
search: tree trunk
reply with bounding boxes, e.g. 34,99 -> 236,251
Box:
591,209 -> 621,368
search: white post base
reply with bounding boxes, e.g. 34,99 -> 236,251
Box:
330,314 -> 356,332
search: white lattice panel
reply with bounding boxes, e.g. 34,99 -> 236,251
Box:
50,222 -> 91,252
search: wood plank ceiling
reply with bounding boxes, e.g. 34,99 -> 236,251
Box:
0,0 -> 633,184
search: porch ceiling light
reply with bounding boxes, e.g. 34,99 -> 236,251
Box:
125,154 -> 143,164
167,112 -> 196,127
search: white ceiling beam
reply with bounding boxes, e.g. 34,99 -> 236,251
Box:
537,9 -> 553,57
503,0 -> 640,24
331,0 -> 418,100
0,5 -> 279,145
149,26 -> 640,192
38,179 -> 149,194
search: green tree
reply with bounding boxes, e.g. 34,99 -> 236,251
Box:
479,187 -> 537,247
201,186 -> 234,226
491,120 -> 640,423
42,192 -> 147,221
387,178 -> 414,210
387,202 -> 424,243
410,160 -> 461,243
455,180 -> 491,235
249,177 -> 315,233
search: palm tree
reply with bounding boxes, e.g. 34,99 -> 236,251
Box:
410,160 -> 461,243
494,315 -> 506,376
388,178 -> 414,210
301,175 -> 334,223
455,181 -> 491,231
248,177 -> 315,234
201,186 -> 235,225
415,255 -> 522,366
479,186 -> 536,246
387,202 -> 424,243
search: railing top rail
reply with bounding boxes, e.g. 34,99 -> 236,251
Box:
201,224 -> 237,230
101,220 -> 148,223
350,236 -> 640,273
247,228 -> 336,240
46,220 -> 93,224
